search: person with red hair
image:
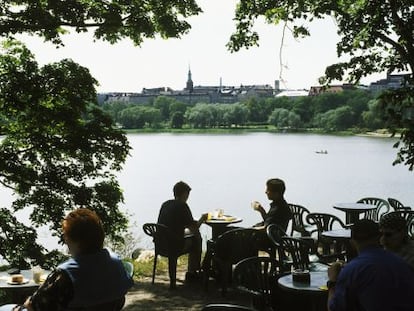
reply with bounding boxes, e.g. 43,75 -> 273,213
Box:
1,208 -> 133,311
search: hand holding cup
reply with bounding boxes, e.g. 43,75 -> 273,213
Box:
251,201 -> 261,211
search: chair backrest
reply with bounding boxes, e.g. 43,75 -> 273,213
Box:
357,197 -> 390,221
214,228 -> 260,264
381,211 -> 414,238
280,236 -> 312,270
201,304 -> 255,311
122,261 -> 134,278
266,224 -> 287,248
288,203 -> 311,236
388,198 -> 411,211
306,213 -> 348,260
233,256 -> 282,310
266,224 -> 289,264
142,223 -> 183,258
306,213 -> 348,237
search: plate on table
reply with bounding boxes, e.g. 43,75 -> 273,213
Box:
210,215 -> 235,221
7,278 -> 29,285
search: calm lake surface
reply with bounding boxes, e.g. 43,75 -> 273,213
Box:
2,133 -> 414,252
119,133 -> 414,249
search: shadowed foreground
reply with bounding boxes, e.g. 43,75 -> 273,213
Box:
124,269 -> 250,311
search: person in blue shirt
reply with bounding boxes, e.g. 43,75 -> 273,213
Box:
0,208 -> 133,311
327,219 -> 414,311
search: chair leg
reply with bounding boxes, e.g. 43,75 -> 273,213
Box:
152,254 -> 157,284
168,256 -> 178,290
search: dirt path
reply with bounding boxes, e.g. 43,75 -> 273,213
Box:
124,269 -> 251,311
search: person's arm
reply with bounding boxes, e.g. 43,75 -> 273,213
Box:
327,261 -> 344,311
26,269 -> 73,311
188,213 -> 208,232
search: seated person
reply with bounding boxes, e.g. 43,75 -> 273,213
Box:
0,208 -> 133,311
327,219 -> 414,311
379,212 -> 414,269
158,181 -> 207,282
252,178 -> 292,232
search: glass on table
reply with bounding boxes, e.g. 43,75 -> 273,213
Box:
32,265 -> 44,284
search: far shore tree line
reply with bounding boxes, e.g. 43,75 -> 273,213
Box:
101,89 -> 384,132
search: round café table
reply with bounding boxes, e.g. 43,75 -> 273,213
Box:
333,202 -> 376,224
322,228 -> 356,261
205,216 -> 242,240
278,271 -> 328,311
0,270 -> 47,304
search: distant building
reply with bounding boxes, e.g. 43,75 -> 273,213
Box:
308,84 -> 356,96
101,69 -> 276,105
275,89 -> 309,97
369,73 -> 410,92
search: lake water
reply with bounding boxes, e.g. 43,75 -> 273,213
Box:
119,133 -> 414,249
2,133 -> 414,252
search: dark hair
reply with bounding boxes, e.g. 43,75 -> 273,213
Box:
266,178 -> 285,195
351,219 -> 380,242
173,181 -> 191,197
379,213 -> 407,232
62,208 -> 105,254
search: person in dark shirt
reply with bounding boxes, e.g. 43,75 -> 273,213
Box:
157,181 -> 207,281
327,219 -> 414,311
252,178 -> 292,232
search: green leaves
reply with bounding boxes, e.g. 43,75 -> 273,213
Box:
0,40 -> 130,266
0,0 -> 202,46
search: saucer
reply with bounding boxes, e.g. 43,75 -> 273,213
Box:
7,278 -> 29,285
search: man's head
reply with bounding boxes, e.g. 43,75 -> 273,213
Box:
379,213 -> 408,251
173,181 -> 191,202
265,178 -> 285,201
351,219 -> 380,251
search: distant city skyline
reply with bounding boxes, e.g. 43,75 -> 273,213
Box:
15,0 -> 386,93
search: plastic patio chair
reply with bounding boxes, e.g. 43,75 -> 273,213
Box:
205,228 -> 260,295
388,198 -> 411,211
357,197 -> 390,221
287,203 -> 312,237
233,256 -> 283,311
306,213 -> 349,263
142,223 -> 191,289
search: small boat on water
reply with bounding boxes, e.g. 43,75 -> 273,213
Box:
315,150 -> 328,154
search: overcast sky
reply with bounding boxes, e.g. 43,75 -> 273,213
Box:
16,0 -> 386,93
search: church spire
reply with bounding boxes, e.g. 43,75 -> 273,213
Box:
186,66 -> 193,93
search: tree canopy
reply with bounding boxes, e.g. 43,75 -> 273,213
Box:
0,0 -> 202,45
0,40 -> 131,267
0,0 -> 203,266
228,0 -> 414,170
